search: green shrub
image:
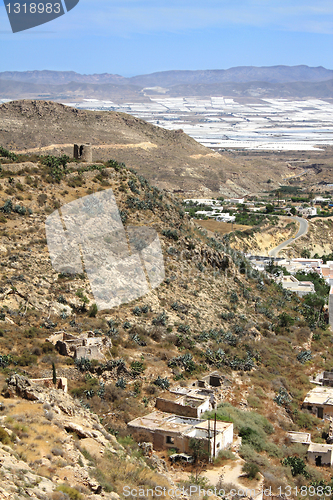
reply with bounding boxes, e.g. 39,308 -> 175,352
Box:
0,427 -> 10,444
56,484 -> 83,500
153,375 -> 170,390
13,352 -> 37,366
281,456 -> 309,478
242,462 -> 260,479
88,303 -> 98,317
216,449 -> 236,461
130,361 -> 146,376
162,229 -> 179,241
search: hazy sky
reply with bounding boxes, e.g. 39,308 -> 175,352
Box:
0,0 -> 332,75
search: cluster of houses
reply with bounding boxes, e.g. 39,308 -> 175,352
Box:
127,370 -> 333,468
249,256 -> 333,295
291,377 -> 333,466
183,197 -> 264,222
249,256 -> 333,326
128,372 -> 234,460
183,195 -> 333,222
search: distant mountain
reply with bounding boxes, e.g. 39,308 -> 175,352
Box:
0,79 -> 147,102
1,65 -> 332,88
129,65 -> 333,87
0,78 -> 332,101
167,79 -> 333,99
0,70 -> 127,85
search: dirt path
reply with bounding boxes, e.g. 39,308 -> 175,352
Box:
203,456 -> 263,500
14,142 -> 158,154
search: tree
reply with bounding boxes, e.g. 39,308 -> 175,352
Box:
301,249 -> 310,258
279,312 -> 294,328
304,293 -> 325,327
189,438 -> 209,484
290,207 -> 297,216
265,204 -> 275,214
88,303 -> 98,317
52,362 -> 57,385
189,438 -> 209,464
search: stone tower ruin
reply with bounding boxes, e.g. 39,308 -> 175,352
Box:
74,144 -> 92,163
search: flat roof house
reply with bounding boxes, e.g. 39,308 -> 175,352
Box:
302,387 -> 333,419
155,392 -> 212,419
287,431 -> 333,467
127,411 -> 233,459
308,443 -> 333,467
278,275 -> 315,297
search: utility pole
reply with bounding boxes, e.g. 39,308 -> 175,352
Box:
208,418 -> 211,463
213,412 -> 217,460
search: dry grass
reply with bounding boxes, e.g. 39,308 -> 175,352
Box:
1,399 -> 65,463
195,219 -> 248,235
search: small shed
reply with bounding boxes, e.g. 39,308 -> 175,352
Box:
307,443 -> 333,466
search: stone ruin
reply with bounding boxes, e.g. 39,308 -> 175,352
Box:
47,331 -> 111,361
73,144 -> 93,162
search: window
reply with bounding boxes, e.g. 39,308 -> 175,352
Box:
166,436 -> 174,444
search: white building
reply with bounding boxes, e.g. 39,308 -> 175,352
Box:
216,213 -> 236,222
128,411 -> 233,459
314,197 -> 331,204
225,198 -> 244,204
278,275 -> 315,297
297,206 -> 317,217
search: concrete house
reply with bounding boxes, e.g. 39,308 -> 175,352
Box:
127,411 -> 233,459
155,392 -> 212,419
308,443 -> 333,466
278,275 -> 315,297
287,431 -> 333,466
302,387 -> 333,419
297,207 -> 317,217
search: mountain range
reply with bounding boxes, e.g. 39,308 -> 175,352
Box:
1,65 -> 332,86
0,66 -> 332,100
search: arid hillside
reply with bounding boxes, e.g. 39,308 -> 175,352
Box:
1,148 -> 333,494
0,100 -> 296,197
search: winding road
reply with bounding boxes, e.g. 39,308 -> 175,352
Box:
268,216 -> 309,258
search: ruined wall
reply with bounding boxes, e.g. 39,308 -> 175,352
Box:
155,398 -> 199,418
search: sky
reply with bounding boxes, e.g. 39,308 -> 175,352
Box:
0,0 -> 332,76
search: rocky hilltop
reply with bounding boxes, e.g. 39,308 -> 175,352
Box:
0,100 -> 294,197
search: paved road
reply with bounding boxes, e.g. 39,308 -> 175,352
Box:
268,216 -> 309,258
